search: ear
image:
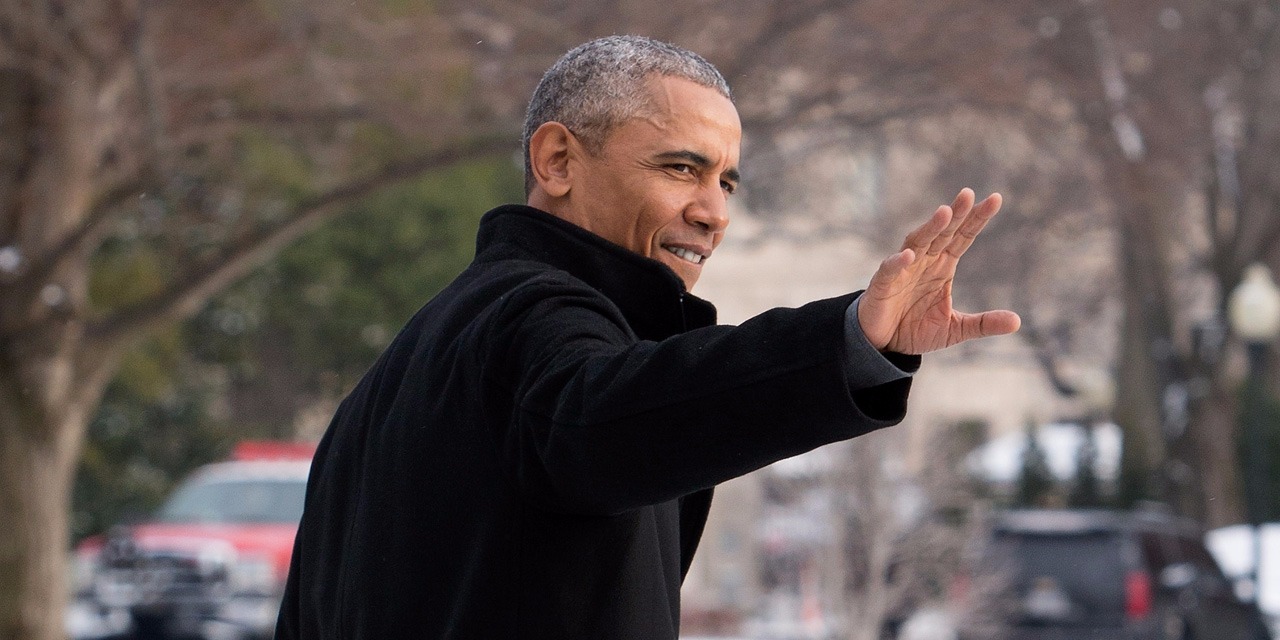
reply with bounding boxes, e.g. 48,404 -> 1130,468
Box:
528,122 -> 576,199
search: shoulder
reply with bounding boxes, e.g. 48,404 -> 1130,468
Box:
489,264 -> 629,335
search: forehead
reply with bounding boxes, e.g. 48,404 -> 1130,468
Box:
607,76 -> 741,155
645,76 -> 739,125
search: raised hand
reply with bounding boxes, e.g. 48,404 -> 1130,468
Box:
857,188 -> 1021,354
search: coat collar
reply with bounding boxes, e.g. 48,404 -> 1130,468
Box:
474,204 -> 717,338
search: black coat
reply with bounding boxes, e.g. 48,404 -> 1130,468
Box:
276,205 -> 917,640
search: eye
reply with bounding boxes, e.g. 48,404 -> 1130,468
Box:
720,180 -> 737,195
668,163 -> 695,175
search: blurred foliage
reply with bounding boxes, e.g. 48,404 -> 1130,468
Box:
193,158 -> 520,394
1114,435 -> 1155,512
1003,420 -> 1115,510
1068,426 -> 1106,509
87,246 -> 169,314
1238,380 -> 1280,524
236,128 -> 317,200
73,328 -> 236,539
72,157 -> 522,541
1013,419 -> 1055,508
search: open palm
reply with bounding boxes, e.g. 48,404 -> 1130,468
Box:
858,188 -> 1021,354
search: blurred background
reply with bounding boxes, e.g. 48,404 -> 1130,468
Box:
3,1 -> 1280,639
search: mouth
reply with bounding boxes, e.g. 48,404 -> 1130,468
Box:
662,245 -> 708,265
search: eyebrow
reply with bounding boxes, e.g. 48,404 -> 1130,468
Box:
655,150 -> 741,185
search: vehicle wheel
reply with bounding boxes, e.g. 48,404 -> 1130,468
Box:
1249,615 -> 1271,640
129,614 -> 169,640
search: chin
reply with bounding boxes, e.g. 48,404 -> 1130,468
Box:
675,270 -> 700,291
658,260 -> 695,289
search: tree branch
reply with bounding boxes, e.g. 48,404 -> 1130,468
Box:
85,133 -> 516,350
1246,209 -> 1280,270
460,0 -> 583,52
216,105 -> 371,127
2,180 -> 141,296
57,0 -> 116,79
10,0 -> 84,72
715,0 -> 854,81
743,96 -> 947,137
169,105 -> 375,150
1018,314 -> 1080,398
0,16 -> 63,84
129,0 -> 169,177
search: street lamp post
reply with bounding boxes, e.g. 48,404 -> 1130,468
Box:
1228,263 -> 1280,600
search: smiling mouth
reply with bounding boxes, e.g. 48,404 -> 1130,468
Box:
664,246 -> 707,265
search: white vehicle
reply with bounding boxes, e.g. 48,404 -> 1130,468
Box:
1206,524 -> 1280,639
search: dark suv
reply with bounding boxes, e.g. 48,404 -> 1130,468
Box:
971,508 -> 1268,640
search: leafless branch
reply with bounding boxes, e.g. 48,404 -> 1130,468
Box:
164,45 -> 298,93
56,0 -> 117,78
2,180 -> 142,295
1203,156 -> 1236,281
8,0 -> 83,71
715,0 -> 854,81
168,105 -> 374,150
218,105 -> 370,127
0,5 -> 63,82
1018,315 -> 1080,398
745,98 -> 948,138
460,0 -> 582,52
1247,212 -> 1280,270
129,0 -> 169,176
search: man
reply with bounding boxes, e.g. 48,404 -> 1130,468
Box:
276,35 -> 1019,640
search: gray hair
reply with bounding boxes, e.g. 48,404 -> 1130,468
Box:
521,35 -> 731,194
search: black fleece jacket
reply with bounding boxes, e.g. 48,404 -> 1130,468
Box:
275,204 -> 918,640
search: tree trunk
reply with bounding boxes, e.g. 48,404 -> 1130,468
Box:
1190,381 -> 1246,527
1112,271 -> 1167,505
0,321 -> 121,639
837,436 -> 896,640
1105,159 -> 1248,524
1104,159 -> 1181,508
0,363 -> 92,640
0,60 -> 112,639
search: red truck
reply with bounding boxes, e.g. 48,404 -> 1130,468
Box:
69,441 -> 315,640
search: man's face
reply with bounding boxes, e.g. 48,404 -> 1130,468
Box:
563,76 -> 741,290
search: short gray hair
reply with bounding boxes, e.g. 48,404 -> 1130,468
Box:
521,35 -> 731,195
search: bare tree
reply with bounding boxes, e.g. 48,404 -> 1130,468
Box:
0,2 -> 1021,637
718,0 -> 1280,526
820,424 -> 1007,640
4,0 -> 1277,636
0,2 -> 519,637
1019,0 -> 1280,525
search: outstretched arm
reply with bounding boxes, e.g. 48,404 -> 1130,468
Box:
857,188 -> 1021,354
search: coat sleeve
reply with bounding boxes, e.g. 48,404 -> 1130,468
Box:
487,274 -> 915,515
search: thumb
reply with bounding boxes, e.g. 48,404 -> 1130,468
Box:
955,309 -> 1022,343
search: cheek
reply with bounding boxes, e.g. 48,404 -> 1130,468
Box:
641,204 -> 684,246
652,189 -> 694,224
628,184 -> 678,228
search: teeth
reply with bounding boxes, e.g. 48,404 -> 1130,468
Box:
666,247 -> 705,265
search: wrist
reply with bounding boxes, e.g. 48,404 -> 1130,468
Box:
854,295 -> 890,351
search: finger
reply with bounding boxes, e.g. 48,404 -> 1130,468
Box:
867,248 -> 917,293
926,188 -> 976,256
943,192 -> 1002,260
953,309 -> 1021,344
900,205 -> 952,254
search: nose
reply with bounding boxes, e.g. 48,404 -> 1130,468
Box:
684,185 -> 730,233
